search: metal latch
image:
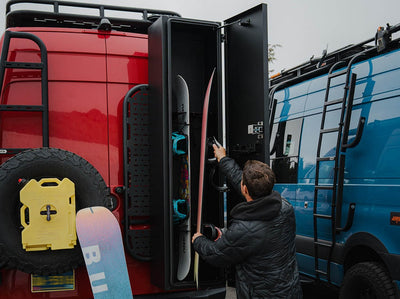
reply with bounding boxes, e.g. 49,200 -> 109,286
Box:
248,121 -> 264,139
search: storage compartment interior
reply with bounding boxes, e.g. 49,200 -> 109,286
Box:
149,17 -> 224,289
148,5 -> 268,290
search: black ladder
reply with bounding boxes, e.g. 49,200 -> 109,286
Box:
123,84 -> 152,262
313,53 -> 366,281
0,31 -> 49,155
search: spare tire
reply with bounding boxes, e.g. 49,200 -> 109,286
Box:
0,148 -> 110,275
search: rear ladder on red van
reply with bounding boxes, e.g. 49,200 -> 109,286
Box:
0,30 -> 49,156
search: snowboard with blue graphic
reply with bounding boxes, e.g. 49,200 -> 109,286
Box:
76,206 -> 133,299
174,74 -> 191,281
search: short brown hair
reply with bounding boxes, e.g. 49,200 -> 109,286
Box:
242,160 -> 276,199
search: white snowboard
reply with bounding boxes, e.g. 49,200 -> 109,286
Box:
175,75 -> 191,281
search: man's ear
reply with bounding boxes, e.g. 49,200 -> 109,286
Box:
241,182 -> 249,196
241,181 -> 253,201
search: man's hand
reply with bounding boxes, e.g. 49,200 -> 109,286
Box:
213,144 -> 226,162
192,232 -> 203,243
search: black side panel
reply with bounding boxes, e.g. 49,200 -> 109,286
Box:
123,85 -> 152,262
148,16 -> 170,288
225,4 -> 269,166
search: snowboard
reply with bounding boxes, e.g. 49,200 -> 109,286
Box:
194,68 -> 216,288
76,206 -> 133,299
174,74 -> 191,281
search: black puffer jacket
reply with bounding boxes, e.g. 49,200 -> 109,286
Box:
193,157 -> 302,299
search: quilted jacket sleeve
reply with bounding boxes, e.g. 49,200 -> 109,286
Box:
193,220 -> 250,267
218,157 -> 243,195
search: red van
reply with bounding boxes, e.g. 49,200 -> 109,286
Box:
0,1 -> 268,298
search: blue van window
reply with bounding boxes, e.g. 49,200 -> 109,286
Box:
270,118 -> 303,183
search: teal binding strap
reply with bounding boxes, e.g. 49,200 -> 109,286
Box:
173,199 -> 188,224
172,132 -> 187,155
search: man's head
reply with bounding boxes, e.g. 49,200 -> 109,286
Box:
241,160 -> 276,200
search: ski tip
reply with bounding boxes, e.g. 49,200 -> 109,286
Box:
194,253 -> 199,290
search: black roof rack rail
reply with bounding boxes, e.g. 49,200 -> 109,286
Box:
6,0 -> 181,34
270,22 -> 400,89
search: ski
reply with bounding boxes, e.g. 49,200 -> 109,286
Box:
76,206 -> 133,299
194,68 -> 216,288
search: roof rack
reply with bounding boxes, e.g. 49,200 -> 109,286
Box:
6,0 -> 181,34
270,22 -> 400,89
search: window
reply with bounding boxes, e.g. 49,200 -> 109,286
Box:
270,118 -> 303,183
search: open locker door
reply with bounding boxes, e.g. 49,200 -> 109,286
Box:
224,3 -> 269,219
225,4 -> 269,166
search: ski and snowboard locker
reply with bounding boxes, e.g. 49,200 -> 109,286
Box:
148,16 -> 224,290
147,4 -> 269,291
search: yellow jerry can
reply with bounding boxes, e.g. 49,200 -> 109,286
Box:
20,178 -> 76,251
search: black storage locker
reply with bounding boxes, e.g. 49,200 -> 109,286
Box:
148,16 -> 224,290
148,3 -> 268,290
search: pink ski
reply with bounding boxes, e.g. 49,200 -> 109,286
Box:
194,68 -> 215,287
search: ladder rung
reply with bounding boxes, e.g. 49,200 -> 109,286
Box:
328,69 -> 347,79
0,105 -> 44,111
5,61 -> 44,69
317,156 -> 336,162
315,185 -> 334,190
315,269 -> 328,276
321,127 -> 339,134
314,213 -> 332,219
0,148 -> 29,155
315,241 -> 333,247
324,99 -> 343,106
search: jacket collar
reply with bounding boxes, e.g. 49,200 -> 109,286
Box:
230,190 -> 282,221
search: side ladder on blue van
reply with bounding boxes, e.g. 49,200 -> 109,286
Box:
313,54 -> 366,282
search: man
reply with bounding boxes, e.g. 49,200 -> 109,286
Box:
192,145 -> 302,299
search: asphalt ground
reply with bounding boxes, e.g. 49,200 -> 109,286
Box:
225,282 -> 339,298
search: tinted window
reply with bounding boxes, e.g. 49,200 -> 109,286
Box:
270,118 -> 303,183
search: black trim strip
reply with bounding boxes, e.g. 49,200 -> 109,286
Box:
296,235 -> 344,265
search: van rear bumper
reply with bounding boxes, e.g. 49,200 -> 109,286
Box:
135,287 -> 226,299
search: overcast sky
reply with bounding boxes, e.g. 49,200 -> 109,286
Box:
1,0 -> 400,73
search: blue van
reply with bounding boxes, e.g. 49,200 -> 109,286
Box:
269,24 -> 400,298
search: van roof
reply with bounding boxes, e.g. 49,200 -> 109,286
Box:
6,0 -> 181,34
270,22 -> 400,90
